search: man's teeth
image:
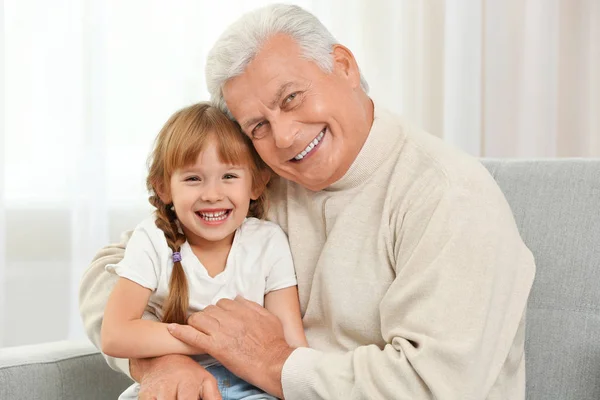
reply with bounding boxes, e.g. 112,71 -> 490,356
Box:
294,129 -> 325,161
198,210 -> 229,221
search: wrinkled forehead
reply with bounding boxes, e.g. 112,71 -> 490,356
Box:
222,35 -> 314,118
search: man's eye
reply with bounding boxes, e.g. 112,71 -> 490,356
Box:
252,121 -> 268,139
284,92 -> 298,104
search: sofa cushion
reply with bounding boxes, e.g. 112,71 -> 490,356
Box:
0,340 -> 131,400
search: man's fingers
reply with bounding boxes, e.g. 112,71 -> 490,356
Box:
175,381 -> 201,400
234,295 -> 272,316
200,377 -> 222,400
174,371 -> 221,400
168,324 -> 210,350
160,385 -> 178,400
212,296 -> 270,318
202,304 -> 229,321
187,311 -> 222,333
214,297 -> 238,311
139,383 -> 175,400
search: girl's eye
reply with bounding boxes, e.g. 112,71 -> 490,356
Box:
184,176 -> 200,182
223,174 -> 237,180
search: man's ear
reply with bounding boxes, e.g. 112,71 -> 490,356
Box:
331,44 -> 361,89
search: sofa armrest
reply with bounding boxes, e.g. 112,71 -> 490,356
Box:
0,340 -> 132,400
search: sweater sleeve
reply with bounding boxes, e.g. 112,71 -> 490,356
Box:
281,175 -> 535,399
78,230 -> 161,377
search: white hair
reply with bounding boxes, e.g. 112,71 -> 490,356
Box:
205,3 -> 369,117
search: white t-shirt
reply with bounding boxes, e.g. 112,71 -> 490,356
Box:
106,215 -> 298,367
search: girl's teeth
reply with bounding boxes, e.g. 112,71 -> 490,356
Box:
199,210 -> 229,221
204,211 -> 226,217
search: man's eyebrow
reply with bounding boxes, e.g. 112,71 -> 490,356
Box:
269,81 -> 294,108
241,82 -> 295,131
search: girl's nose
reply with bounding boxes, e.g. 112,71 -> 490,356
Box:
201,182 -> 224,202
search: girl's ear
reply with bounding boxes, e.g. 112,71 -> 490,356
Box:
250,185 -> 264,201
154,181 -> 172,204
251,169 -> 271,200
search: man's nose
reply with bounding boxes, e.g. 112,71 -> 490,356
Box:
271,117 -> 300,149
201,181 -> 224,202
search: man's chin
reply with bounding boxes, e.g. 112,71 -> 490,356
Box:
290,174 -> 337,191
275,162 -> 340,190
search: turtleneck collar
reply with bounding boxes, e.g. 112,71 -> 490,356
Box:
325,103 -> 406,192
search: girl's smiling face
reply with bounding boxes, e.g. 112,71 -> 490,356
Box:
168,138 -> 261,248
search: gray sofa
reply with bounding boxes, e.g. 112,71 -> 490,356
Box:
1,159 -> 599,399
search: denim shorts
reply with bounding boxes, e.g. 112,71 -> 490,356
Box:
206,364 -> 278,400
118,364 -> 278,400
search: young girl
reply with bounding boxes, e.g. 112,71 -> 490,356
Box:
101,102 -> 307,400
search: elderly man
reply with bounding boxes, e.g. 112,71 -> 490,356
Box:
80,4 -> 535,400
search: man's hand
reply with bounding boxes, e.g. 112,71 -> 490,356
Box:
168,296 -> 294,398
131,354 -> 221,400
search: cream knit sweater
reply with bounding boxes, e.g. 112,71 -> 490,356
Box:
80,105 -> 535,400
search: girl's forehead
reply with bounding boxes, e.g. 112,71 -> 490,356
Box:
180,151 -> 248,171
170,132 -> 254,173
198,137 -> 252,165
196,147 -> 246,166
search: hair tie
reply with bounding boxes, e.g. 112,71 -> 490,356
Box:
172,252 -> 182,263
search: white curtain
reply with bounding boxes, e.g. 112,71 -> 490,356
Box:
358,0 -> 600,157
1,0 -> 598,347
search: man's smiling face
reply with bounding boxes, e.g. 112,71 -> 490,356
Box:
222,34 -> 372,191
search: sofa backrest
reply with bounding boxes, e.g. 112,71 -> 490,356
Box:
0,340 -> 131,400
482,159 -> 600,400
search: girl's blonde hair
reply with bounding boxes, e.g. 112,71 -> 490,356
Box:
146,102 -> 270,324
